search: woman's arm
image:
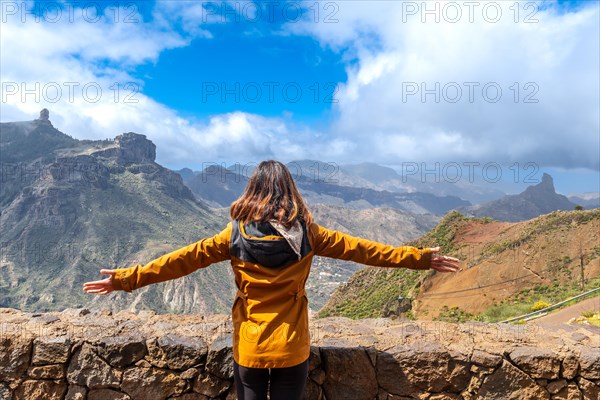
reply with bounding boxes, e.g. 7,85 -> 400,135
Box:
309,224 -> 460,272
83,224 -> 232,294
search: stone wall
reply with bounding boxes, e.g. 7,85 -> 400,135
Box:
1,308 -> 598,400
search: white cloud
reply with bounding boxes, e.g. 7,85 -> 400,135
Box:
287,0 -> 600,169
1,0 -> 598,174
0,1 -> 315,167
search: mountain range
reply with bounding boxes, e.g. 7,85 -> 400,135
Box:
0,111 -> 436,313
178,162 -> 591,220
1,110 -> 596,315
177,163 -> 471,215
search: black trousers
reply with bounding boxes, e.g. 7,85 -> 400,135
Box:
233,359 -> 309,400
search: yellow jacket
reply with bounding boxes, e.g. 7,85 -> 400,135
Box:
112,221 -> 433,368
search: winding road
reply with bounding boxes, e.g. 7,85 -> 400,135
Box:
531,296 -> 600,325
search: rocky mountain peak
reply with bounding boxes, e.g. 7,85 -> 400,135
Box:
539,172 -> 554,190
523,172 -> 556,196
38,108 -> 49,121
460,173 -> 576,222
114,132 -> 156,163
35,108 -> 53,127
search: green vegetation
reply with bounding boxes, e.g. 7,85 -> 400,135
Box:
434,306 -> 482,323
317,268 -> 424,319
318,208 -> 600,322
573,311 -> 600,327
481,277 -> 600,322
473,209 -> 599,267
318,211 -> 495,319
409,211 -> 479,254
433,281 -> 600,324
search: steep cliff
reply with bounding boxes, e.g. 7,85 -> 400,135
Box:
0,111 -> 232,314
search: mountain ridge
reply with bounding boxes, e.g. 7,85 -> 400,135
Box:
1,111 -> 233,313
319,208 -> 600,321
178,162 -> 471,215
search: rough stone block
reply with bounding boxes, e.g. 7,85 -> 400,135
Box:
146,335 -> 207,371
552,382 -> 582,400
27,364 -> 65,379
385,342 -> 470,393
321,346 -> 378,400
578,348 -> 600,380
578,377 -> 599,400
64,385 -> 86,400
562,354 -> 580,380
97,335 -> 147,368
471,349 -> 503,367
121,367 -> 186,400
88,388 -> 132,400
193,373 -> 231,397
509,346 -> 561,379
205,335 -> 233,379
478,360 -> 550,399
67,343 -> 120,389
32,336 -> 70,365
13,379 -> 67,400
0,336 -> 32,381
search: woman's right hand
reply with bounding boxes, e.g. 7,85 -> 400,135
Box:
429,247 -> 462,272
82,269 -> 117,295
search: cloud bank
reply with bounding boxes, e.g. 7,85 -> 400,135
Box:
1,1 -> 598,173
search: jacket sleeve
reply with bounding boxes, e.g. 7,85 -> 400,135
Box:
112,223 -> 232,292
308,223 -> 432,270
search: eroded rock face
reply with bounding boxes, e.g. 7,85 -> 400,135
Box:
477,360 -> 550,400
321,346 -> 378,400
114,132 -> 156,163
121,367 -> 186,400
1,309 -> 599,400
38,109 -> 50,121
97,335 -> 147,368
0,337 -> 32,381
66,343 -> 121,389
32,336 -> 70,365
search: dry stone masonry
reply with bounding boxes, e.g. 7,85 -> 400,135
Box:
0,308 -> 598,400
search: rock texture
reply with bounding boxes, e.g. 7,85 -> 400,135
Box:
1,308 -> 598,399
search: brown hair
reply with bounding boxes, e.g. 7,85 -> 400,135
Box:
230,160 -> 313,228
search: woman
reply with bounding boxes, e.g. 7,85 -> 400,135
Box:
83,160 -> 461,400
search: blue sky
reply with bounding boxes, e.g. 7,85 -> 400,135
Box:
136,31 -> 347,121
1,0 -> 599,196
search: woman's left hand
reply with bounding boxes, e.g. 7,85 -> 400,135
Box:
429,247 -> 461,272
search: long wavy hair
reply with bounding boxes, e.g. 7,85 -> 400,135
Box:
230,160 -> 313,228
